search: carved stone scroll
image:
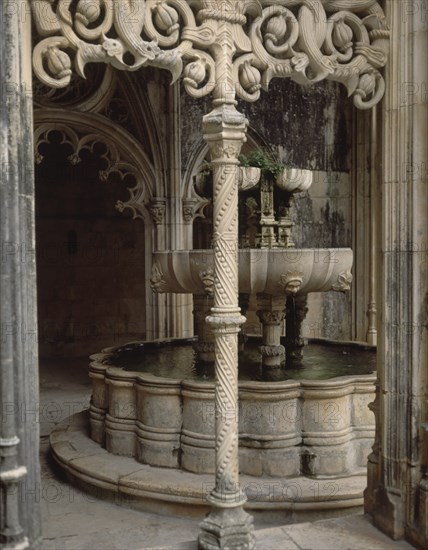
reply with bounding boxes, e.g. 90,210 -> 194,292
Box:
32,1 -> 389,110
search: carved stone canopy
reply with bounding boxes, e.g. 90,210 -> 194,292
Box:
32,0 -> 389,109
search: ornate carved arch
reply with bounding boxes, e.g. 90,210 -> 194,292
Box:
34,107 -> 165,338
34,109 -> 157,224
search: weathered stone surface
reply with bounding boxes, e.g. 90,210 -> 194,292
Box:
51,412 -> 370,518
364,3 -> 428,549
0,1 -> 40,546
89,356 -> 375,480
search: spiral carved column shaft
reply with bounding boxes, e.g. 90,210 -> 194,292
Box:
199,105 -> 255,549
204,105 -> 247,499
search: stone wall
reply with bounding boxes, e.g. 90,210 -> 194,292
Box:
182,79 -> 354,341
36,139 -> 146,357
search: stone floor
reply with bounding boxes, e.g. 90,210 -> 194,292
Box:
39,357 -> 415,550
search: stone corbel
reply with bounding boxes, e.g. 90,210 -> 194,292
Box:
199,268 -> 215,297
149,198 -> 166,226
182,197 -> 210,224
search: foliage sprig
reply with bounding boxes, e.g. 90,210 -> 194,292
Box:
239,149 -> 284,179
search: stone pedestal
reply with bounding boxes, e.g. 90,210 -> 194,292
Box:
256,295 -> 285,369
194,295 -> 216,363
199,508 -> 255,550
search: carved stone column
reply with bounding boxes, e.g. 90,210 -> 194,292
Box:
1,1 -> 40,546
366,107 -> 378,345
193,295 -> 215,363
199,105 -> 254,548
256,295 -> 285,369
285,294 -> 309,365
367,2 -> 428,547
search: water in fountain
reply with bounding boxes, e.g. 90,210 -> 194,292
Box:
106,338 -> 376,382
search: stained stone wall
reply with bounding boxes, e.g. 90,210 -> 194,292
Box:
365,2 -> 428,547
182,80 -> 354,341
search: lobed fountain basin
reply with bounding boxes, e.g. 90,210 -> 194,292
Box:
89,339 -> 375,479
152,248 -> 353,295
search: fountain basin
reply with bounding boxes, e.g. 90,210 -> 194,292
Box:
89,340 -> 375,479
151,248 -> 353,295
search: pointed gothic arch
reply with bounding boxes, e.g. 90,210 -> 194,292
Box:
33,108 -> 165,342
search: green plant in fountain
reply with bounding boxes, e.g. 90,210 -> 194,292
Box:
239,149 -> 284,180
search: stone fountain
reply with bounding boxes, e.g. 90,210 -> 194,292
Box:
82,165 -> 375,510
151,165 -> 354,372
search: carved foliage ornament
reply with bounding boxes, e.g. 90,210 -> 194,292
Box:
149,198 -> 166,225
32,0 -> 389,109
150,261 -> 167,293
332,269 -> 353,292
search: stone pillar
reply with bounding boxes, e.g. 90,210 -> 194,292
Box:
366,2 -> 428,548
198,103 -> 254,549
256,295 -> 285,369
366,107 -> 378,345
351,107 -> 374,343
285,294 -> 308,365
0,1 -> 41,547
166,82 -> 194,340
193,295 -> 215,363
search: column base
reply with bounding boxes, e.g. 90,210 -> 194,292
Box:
363,454 -> 379,516
198,506 -> 255,550
415,478 -> 428,549
372,485 -> 404,540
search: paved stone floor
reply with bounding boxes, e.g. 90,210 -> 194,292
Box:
39,358 -> 415,550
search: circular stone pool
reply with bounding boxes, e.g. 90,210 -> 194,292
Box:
88,339 -> 376,479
